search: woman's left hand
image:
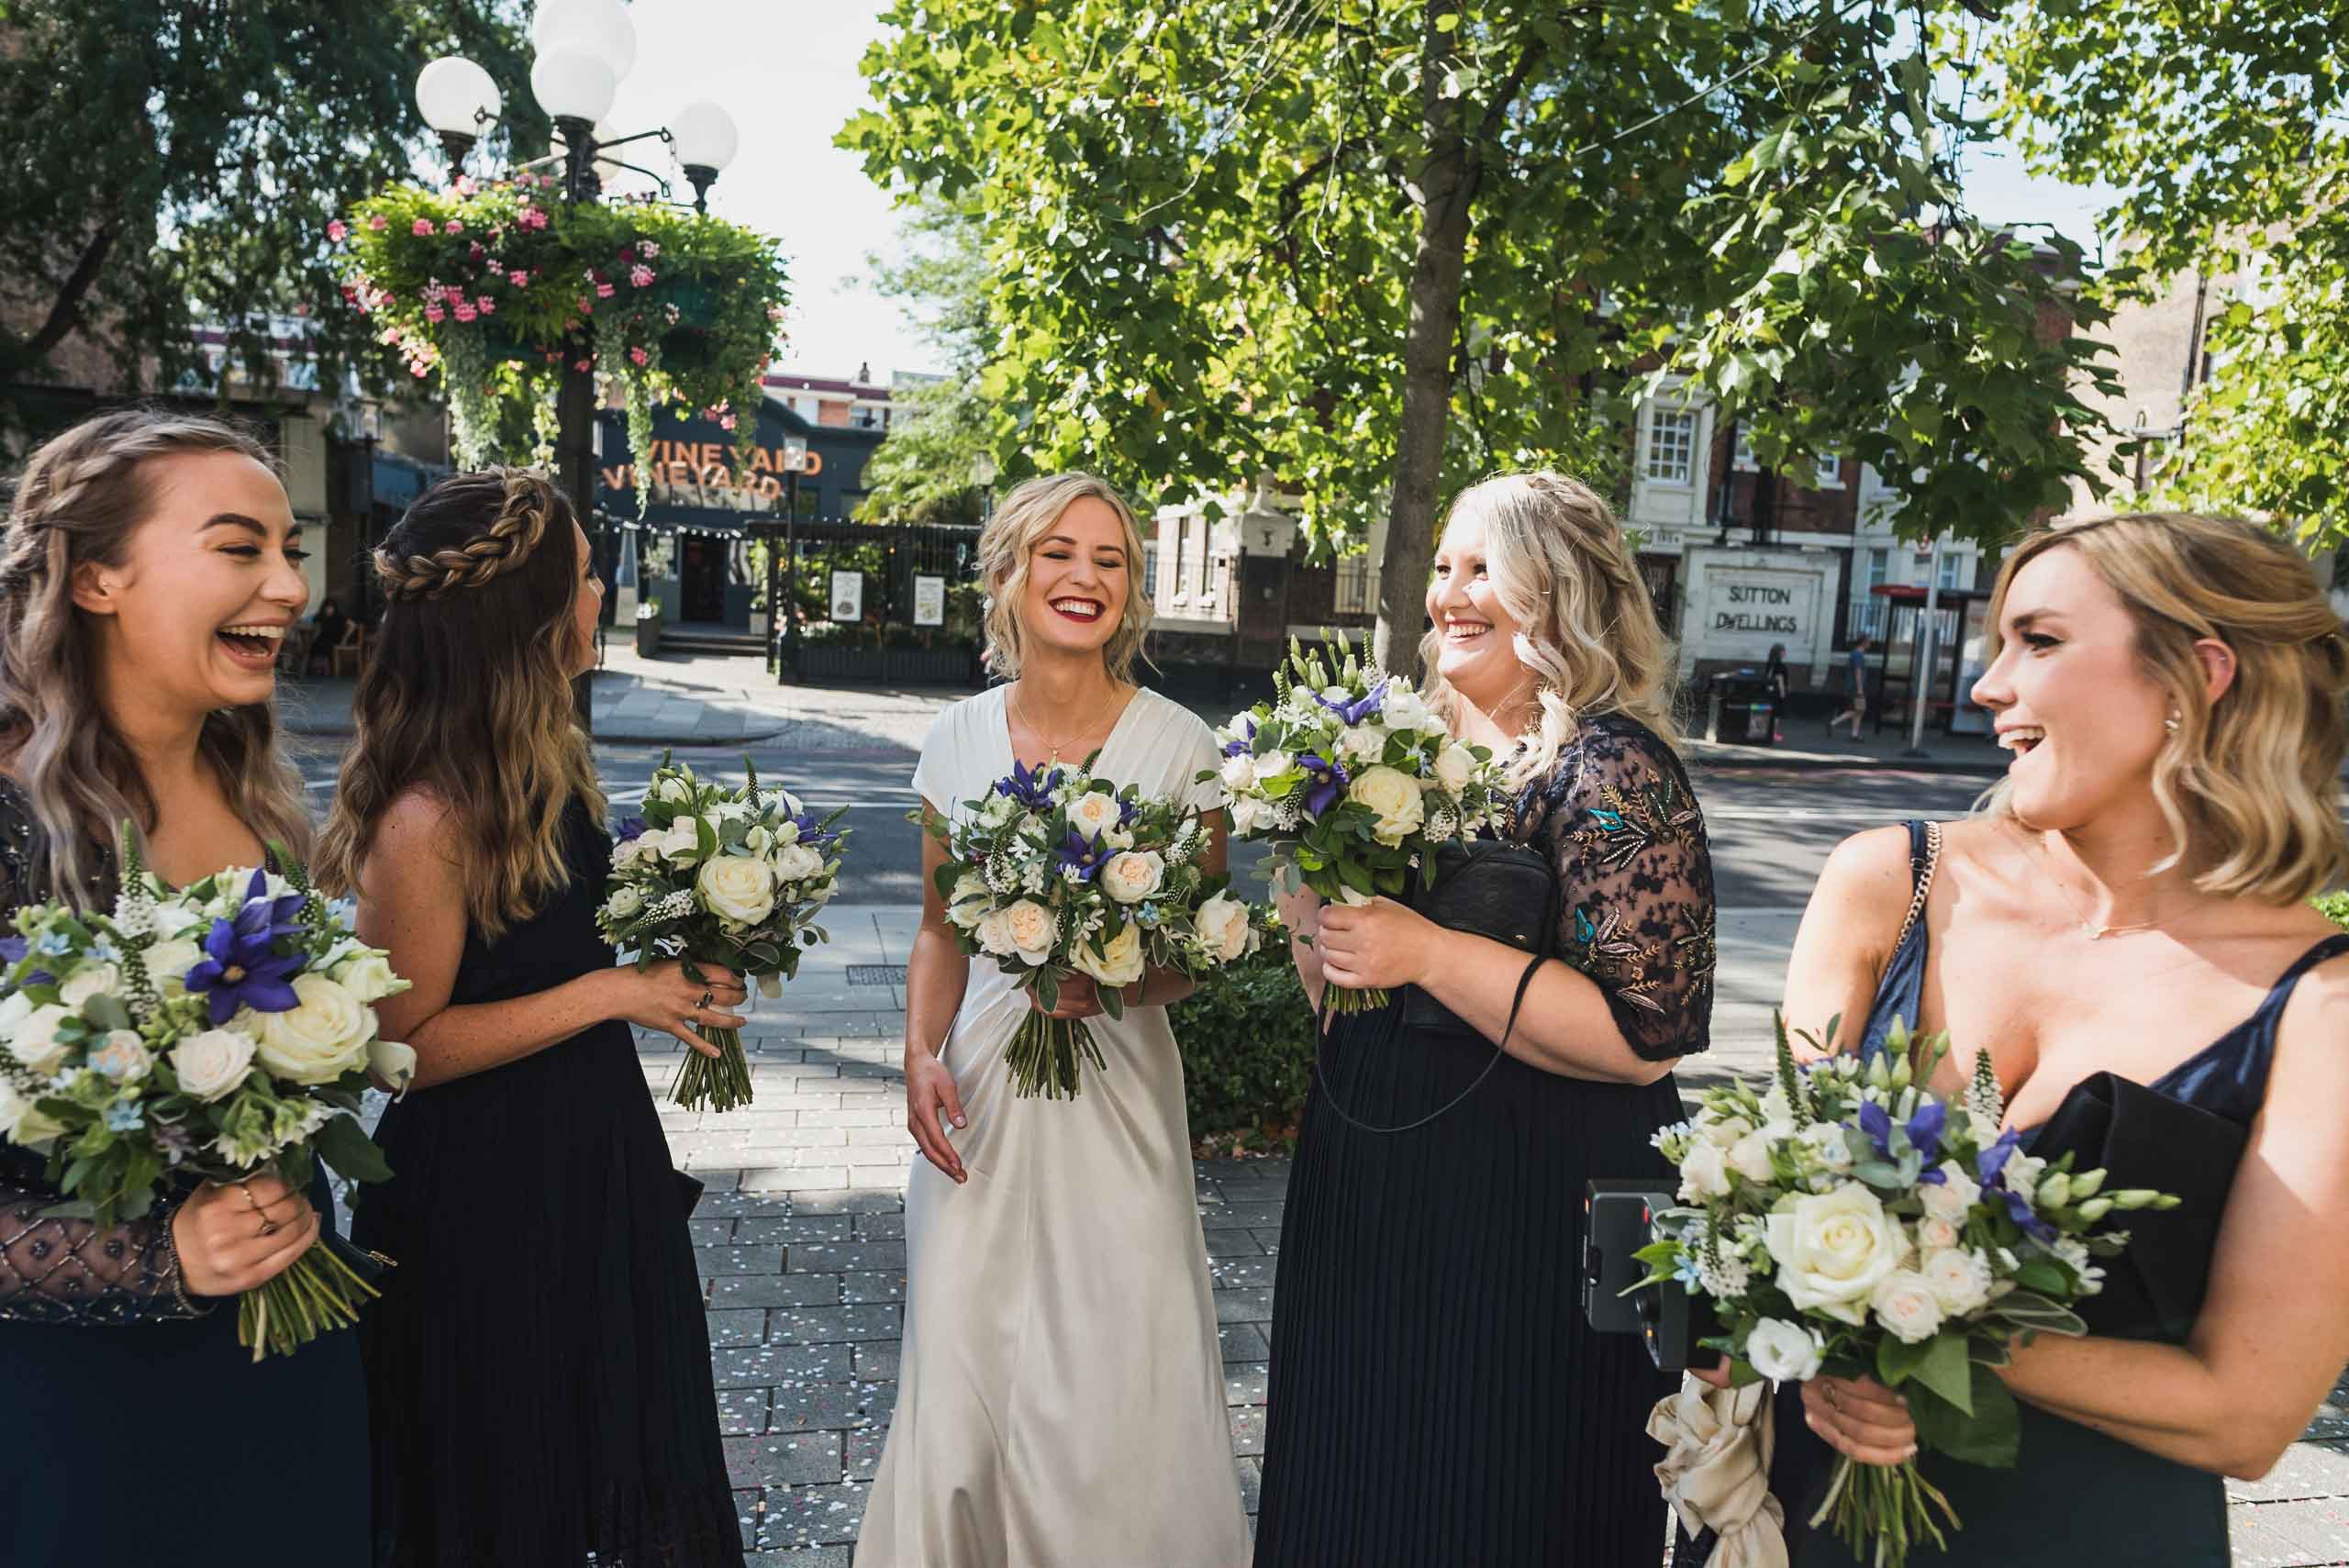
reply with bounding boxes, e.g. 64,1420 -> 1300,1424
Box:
1033,973 -> 1106,1020
1314,896 -> 1436,991
1800,1374 -> 1918,1467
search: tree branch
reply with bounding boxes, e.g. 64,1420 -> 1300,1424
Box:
18,224 -> 118,364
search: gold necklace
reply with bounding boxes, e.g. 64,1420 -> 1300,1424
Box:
2029,832 -> 2191,940
1011,684 -> 1101,764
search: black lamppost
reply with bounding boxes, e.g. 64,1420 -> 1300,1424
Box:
413,0 -> 740,729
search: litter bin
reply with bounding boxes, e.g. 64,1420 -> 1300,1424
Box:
1704,669 -> 1779,745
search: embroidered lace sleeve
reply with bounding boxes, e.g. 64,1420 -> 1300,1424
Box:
1517,715 -> 1718,1062
0,783 -> 206,1323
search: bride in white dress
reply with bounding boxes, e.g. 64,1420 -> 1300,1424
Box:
855,473 -> 1250,1568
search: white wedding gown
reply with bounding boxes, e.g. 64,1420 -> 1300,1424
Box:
854,684 -> 1252,1568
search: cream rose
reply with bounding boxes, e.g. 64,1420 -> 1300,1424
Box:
604,885 -> 645,921
1727,1129 -> 1777,1184
1066,791 -> 1125,840
1339,725 -> 1386,762
246,974 -> 375,1085
1379,684 -> 1442,735
656,821 -> 702,866
8,1004 -> 73,1076
0,990 -> 29,1038
1347,766 -> 1425,845
1678,1138 -> 1731,1203
1001,900 -> 1058,967
0,1080 -> 65,1148
1219,752 -> 1259,793
89,1029 -> 152,1084
58,963 -> 121,1010
1915,1215 -> 1961,1252
696,853 -> 777,928
368,1037 -> 419,1095
773,843 -> 827,885
171,1028 -> 256,1102
1920,1164 -> 1981,1221
1920,1246 -> 1992,1316
1431,742 -> 1475,794
947,873 -> 992,930
330,951 -> 406,1005
1765,1183 -> 1909,1325
974,906 -> 1020,958
1194,893 -> 1257,964
146,939 -> 204,994
1229,796 -> 1270,836
1101,851 -> 1168,906
1255,749 -> 1294,780
1869,1269 -> 1945,1344
1072,920 -> 1146,988
1743,1318 -> 1825,1382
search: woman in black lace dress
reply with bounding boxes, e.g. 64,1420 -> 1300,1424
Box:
1253,473 -> 1715,1567
317,469 -> 747,1565
0,409 -> 366,1566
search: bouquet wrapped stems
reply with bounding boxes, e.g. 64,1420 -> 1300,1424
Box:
1814,1451 -> 1959,1566
1007,1011 -> 1108,1101
238,1229 -> 389,1362
673,1023 -> 755,1115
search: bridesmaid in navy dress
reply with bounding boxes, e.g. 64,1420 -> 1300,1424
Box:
0,410 -> 366,1566
319,469 -> 745,1565
1755,513 -> 2349,1566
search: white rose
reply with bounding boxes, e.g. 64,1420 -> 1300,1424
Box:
974,906 -> 1019,958
1699,1113 -> 1753,1148
0,991 -> 29,1037
1066,791 -> 1124,840
1916,1215 -> 1961,1252
1728,1129 -> 1777,1184
1431,742 -> 1475,795
1339,725 -> 1386,762
8,1003 -> 73,1076
145,939 -> 204,994
1194,892 -> 1258,964
1920,1162 -> 1980,1219
654,773 -> 693,803
150,902 -> 203,937
946,873 -> 991,929
368,1037 -> 418,1095
1920,1247 -> 1993,1315
58,963 -> 121,1011
657,821 -> 702,866
88,1029 -> 152,1084
609,836 -> 650,872
330,951 -> 406,1005
245,975 -> 375,1085
1678,1138 -> 1731,1202
1347,765 -> 1426,845
1256,749 -> 1294,779
746,824 -> 773,855
0,1079 -> 65,1149
1744,1318 -> 1825,1383
1765,1183 -> 1909,1325
1229,796 -> 1269,837
773,843 -> 827,885
171,1028 -> 256,1102
1379,684 -> 1441,735
1101,851 -> 1168,906
604,885 -> 645,921
1071,920 -> 1146,988
1869,1269 -> 1945,1343
1219,752 -> 1259,792
1001,900 -> 1058,967
696,854 -> 777,928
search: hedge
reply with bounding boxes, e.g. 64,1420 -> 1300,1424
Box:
1172,914 -> 1317,1146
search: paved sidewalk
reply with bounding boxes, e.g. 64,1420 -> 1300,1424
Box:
661,909 -> 2349,1565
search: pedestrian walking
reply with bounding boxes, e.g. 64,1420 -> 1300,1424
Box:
1828,635 -> 1872,740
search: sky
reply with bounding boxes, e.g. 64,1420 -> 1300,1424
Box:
600,1 -> 2119,386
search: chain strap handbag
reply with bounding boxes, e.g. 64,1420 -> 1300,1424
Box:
1312,838 -> 1560,1135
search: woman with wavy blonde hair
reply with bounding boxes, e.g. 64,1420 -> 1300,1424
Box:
1255,471 -> 1717,1565
324,468 -> 746,1566
0,407 -> 366,1568
1754,511 -> 2349,1566
859,471 -> 1250,1568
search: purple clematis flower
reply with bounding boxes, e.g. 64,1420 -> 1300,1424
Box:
183,869 -> 306,1026
1297,751 -> 1350,817
615,816 -> 648,842
1859,1096 -> 1948,1168
994,762 -> 1063,813
0,935 -> 50,988
790,807 -> 843,851
1976,1126 -> 2057,1241
1221,715 -> 1257,759
1313,679 -> 1388,728
1055,828 -> 1108,883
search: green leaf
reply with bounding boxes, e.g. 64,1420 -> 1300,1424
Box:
1908,1362 -> 2022,1469
311,1112 -> 393,1186
1909,1332 -> 1976,1415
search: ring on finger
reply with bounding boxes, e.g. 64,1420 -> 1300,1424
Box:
1825,1385 -> 1842,1410
239,1183 -> 263,1213
698,987 -> 713,1010
257,1218 -> 279,1238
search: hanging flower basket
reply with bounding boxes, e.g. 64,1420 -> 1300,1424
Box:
334,176 -> 789,488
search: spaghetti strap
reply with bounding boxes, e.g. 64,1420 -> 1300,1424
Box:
1858,819 -> 1936,1059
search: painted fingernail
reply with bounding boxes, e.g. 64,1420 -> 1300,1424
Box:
953,1116 -> 966,1128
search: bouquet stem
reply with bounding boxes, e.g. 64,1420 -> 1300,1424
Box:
1810,1453 -> 1959,1568
1324,983 -> 1391,1015
237,1232 -> 386,1362
672,1026 -> 754,1113
1007,1012 -> 1107,1099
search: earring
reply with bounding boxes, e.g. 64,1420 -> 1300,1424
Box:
2164,711 -> 2181,733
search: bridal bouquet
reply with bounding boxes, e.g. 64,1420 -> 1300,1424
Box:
0,835 -> 415,1360
919,759 -> 1259,1098
600,755 -> 850,1113
1634,1017 -> 2178,1567
1209,633 -> 1508,1012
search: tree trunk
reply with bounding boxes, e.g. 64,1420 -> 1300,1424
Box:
1373,1 -> 1476,685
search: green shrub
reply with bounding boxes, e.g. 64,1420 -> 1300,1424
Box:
2318,892 -> 2349,931
1172,914 -> 1317,1145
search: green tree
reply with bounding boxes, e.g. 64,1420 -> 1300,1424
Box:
855,196 -> 996,525
1975,2 -> 2349,547
0,0 -> 535,442
842,2 -> 2120,678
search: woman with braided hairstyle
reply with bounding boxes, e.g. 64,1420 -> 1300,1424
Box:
0,408 -> 367,1566
318,468 -> 746,1566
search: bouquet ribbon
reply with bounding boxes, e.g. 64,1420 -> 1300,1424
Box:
1648,1374 -> 1788,1568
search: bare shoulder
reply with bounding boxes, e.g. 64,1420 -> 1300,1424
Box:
371,784 -> 462,852
353,786 -> 466,906
2275,940 -> 2349,1072
1811,822 -> 1921,922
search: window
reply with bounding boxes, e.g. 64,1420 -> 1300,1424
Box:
1645,407 -> 1698,485
1142,541 -> 1160,599
1935,550 -> 1971,592
1853,547 -> 1890,639
1731,426 -> 1758,471
1333,555 -> 1375,616
1813,454 -> 1844,489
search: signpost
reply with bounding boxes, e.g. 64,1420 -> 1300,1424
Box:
913,574 -> 946,628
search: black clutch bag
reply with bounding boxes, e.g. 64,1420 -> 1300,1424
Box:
1399,839 -> 1560,1040
2029,1071 -> 2248,1342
